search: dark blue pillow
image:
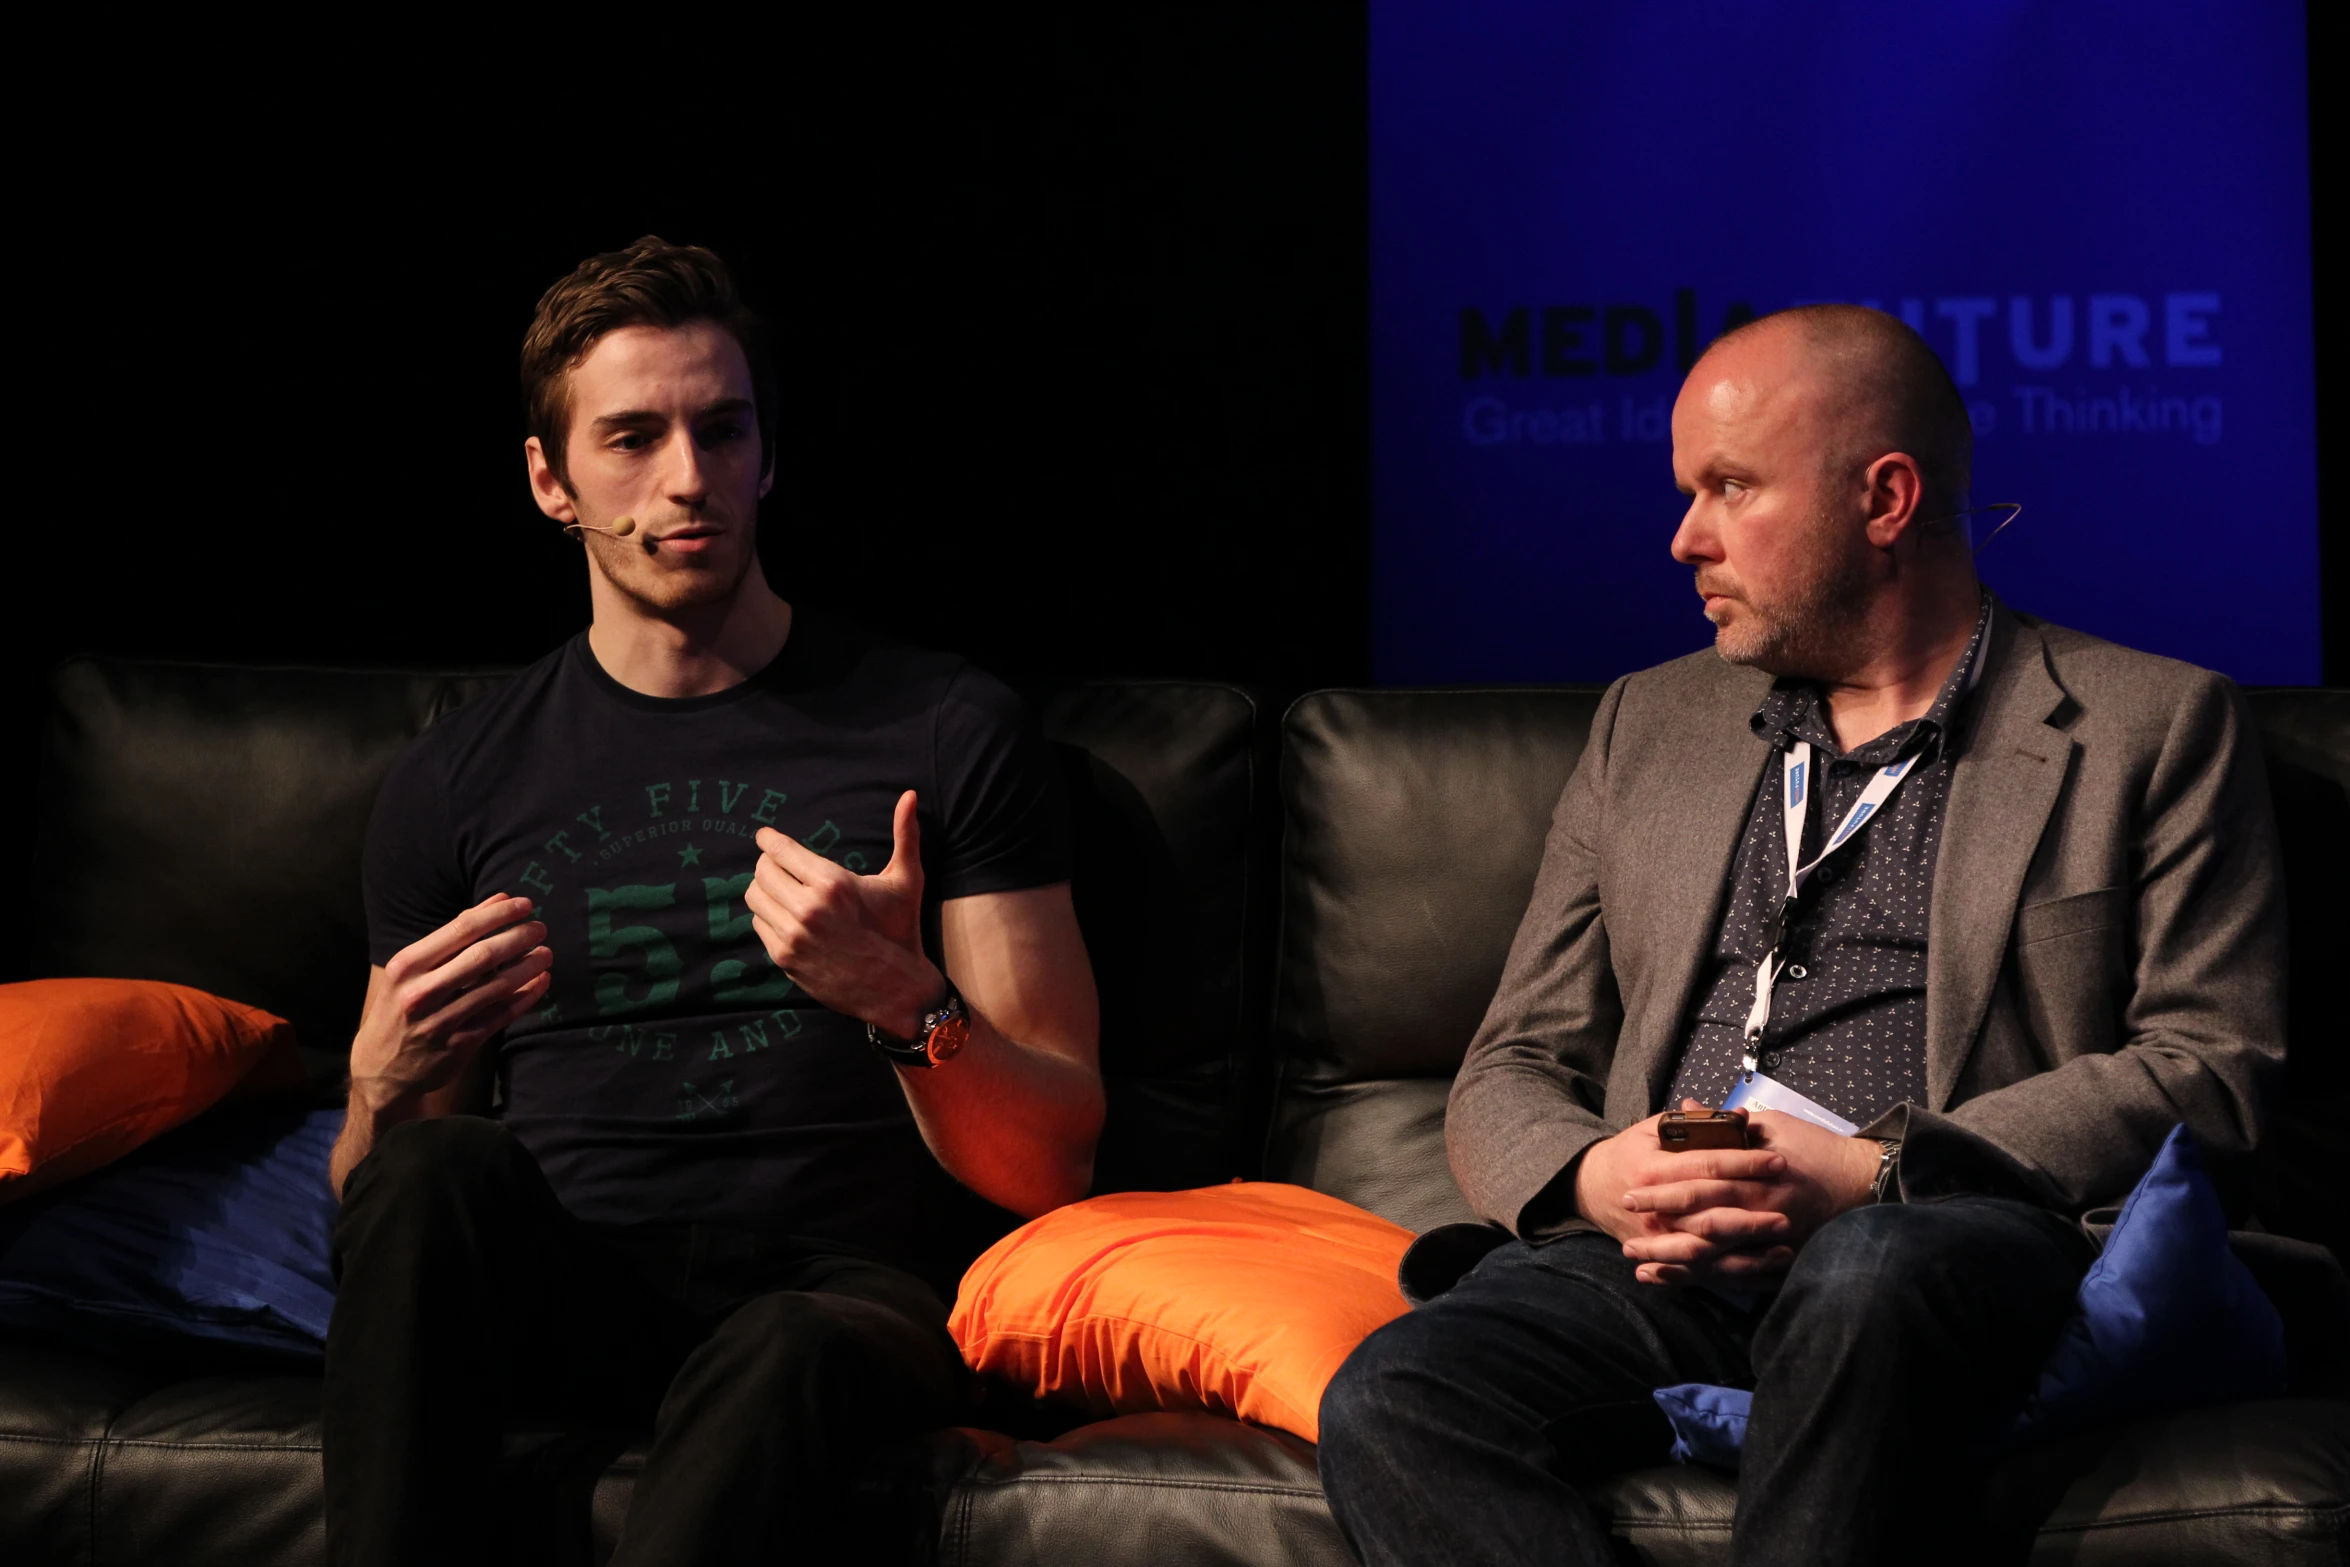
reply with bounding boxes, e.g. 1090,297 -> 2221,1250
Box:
2013,1122 -> 2287,1435
0,1103 -> 341,1364
1652,1124 -> 2289,1468
1653,1381 -> 1750,1468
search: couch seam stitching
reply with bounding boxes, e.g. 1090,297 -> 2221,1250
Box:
2032,1501 -> 2350,1532
1613,1500 -> 2350,1534
96,1438 -> 325,1453
958,1474 -> 1321,1497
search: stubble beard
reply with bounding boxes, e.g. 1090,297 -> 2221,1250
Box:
592,530 -> 759,619
1707,529 -> 1877,681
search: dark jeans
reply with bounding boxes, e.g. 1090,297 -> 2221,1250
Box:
323,1117 -> 966,1567
1318,1197 -> 2093,1567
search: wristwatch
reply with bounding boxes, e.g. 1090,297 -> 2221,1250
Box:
1869,1137 -> 1903,1204
867,979 -> 970,1069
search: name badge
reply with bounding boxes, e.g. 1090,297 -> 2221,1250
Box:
1722,1071 -> 1859,1136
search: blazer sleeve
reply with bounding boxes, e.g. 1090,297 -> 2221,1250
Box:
1894,671 -> 2288,1211
1446,677 -> 1630,1236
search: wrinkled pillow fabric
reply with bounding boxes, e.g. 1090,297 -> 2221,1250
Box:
0,978 -> 304,1203
1652,1124 -> 2289,1468
0,1104 -> 341,1362
951,1182 -> 1413,1442
2015,1122 -> 2287,1434
1654,1382 -> 1750,1469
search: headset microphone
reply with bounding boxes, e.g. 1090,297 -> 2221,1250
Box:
564,516 -> 659,554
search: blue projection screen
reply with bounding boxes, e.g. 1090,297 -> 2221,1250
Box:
1372,4 -> 2319,686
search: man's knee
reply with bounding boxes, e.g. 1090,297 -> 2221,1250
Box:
1775,1200 -> 2072,1338
689,1292 -> 956,1420
1788,1202 -> 1933,1290
1320,1309 -> 1452,1460
337,1117 -> 530,1241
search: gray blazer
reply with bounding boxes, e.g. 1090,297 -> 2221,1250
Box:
1446,605 -> 2288,1235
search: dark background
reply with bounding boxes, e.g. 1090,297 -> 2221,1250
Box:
5,6 -> 2337,859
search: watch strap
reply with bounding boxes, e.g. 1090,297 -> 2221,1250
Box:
867,980 -> 967,1068
1869,1137 -> 1903,1204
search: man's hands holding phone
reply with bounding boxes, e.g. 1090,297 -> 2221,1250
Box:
1574,1100 -> 1881,1287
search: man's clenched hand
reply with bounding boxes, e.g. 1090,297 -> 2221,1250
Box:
750,790 -> 941,1038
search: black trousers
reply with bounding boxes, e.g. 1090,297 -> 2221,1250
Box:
323,1117 -> 966,1567
1318,1197 -> 2094,1567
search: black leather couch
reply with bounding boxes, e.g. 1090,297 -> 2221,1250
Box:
4,658 -> 2346,1566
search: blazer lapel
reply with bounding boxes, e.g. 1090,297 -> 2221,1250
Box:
1926,610 -> 2072,1108
1632,666 -> 1776,1108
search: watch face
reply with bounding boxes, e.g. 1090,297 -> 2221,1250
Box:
925,1014 -> 969,1065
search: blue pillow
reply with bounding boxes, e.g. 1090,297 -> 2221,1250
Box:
0,1104 -> 341,1364
2013,1122 -> 2287,1435
1653,1382 -> 1750,1468
1652,1124 -> 2289,1468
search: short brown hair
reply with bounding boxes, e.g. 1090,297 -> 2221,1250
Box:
521,235 -> 776,489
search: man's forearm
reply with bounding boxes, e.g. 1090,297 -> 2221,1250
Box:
329,1078 -> 423,1200
895,1005 -> 1103,1218
329,1070 -> 485,1199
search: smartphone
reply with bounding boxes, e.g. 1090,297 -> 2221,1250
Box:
1659,1109 -> 1749,1151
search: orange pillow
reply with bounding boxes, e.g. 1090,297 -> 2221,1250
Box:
0,978 -> 304,1203
950,1181 -> 1413,1443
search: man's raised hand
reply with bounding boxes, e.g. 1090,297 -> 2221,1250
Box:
350,895 -> 552,1110
749,790 -> 939,1039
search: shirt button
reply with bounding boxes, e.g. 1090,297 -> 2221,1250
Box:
1788,964 -> 1808,979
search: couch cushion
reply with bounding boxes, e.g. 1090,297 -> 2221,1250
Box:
1038,682 -> 1269,1194
95,1374 -> 326,1567
0,1337 -> 172,1565
25,660 -> 508,1076
1596,1398 -> 2350,1566
1266,689 -> 1600,1231
933,1412 -> 1354,1567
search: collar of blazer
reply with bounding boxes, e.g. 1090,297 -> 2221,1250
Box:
1925,603 -> 2073,1108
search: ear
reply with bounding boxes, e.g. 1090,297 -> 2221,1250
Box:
525,436 -> 578,525
1860,452 -> 1927,550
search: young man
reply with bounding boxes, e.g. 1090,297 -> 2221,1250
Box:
1316,306 -> 2285,1566
323,237 -> 1102,1567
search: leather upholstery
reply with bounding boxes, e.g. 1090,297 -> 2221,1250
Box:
0,1339 -> 166,1565
933,1414 -> 1353,1567
1594,1400 -> 2350,1566
95,1375 -> 326,1565
2,664 -> 2343,1566
1266,689 -> 1601,1233
1038,682 -> 1270,1195
22,660 -> 507,1077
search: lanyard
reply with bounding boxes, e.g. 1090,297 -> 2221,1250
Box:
1738,608 -> 1992,1079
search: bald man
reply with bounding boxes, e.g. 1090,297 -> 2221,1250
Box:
1316,305 -> 2285,1567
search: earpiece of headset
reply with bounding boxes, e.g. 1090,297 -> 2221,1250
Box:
1918,502 -> 2023,550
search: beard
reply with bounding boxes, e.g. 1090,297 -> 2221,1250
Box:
590,527 -> 759,617
1702,528 -> 1877,679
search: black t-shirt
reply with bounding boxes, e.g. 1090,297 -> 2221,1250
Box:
362,609 -> 1069,1270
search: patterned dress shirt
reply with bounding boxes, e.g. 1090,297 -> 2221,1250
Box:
1664,596 -> 1994,1127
